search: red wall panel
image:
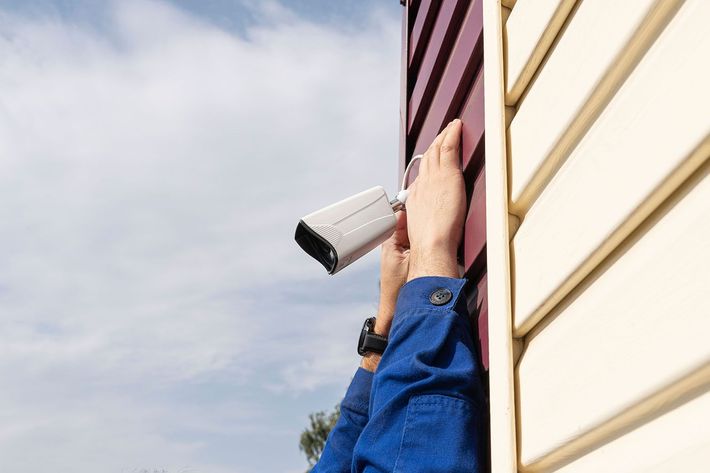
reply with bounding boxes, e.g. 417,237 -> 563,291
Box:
411,0 -> 483,155
464,167 -> 486,277
476,274 -> 489,370
409,0 -> 422,16
464,272 -> 489,371
400,4 -> 410,179
408,0 -> 440,73
459,67 -> 485,171
402,0 -> 487,372
408,0 -> 469,137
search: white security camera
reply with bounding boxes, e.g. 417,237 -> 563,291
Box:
295,186 -> 400,274
295,156 -> 422,274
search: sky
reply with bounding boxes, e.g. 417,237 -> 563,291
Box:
0,1 -> 402,471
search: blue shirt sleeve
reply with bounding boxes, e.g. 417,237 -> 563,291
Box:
353,277 -> 487,473
312,367 -> 374,473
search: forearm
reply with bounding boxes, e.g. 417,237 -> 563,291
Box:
358,301 -> 397,373
312,368 -> 373,472
352,277 -> 486,472
373,278 -> 482,401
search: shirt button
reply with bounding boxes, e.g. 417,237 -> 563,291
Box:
429,288 -> 453,306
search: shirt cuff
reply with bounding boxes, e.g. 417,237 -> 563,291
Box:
394,276 -> 467,315
341,367 -> 374,415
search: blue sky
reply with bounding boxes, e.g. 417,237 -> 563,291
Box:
1,0 -> 400,33
0,1 -> 401,471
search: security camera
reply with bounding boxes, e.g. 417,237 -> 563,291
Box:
295,155 -> 421,275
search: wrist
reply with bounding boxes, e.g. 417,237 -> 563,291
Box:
375,299 -> 396,334
411,236 -> 458,258
377,279 -> 406,335
360,353 -> 381,372
373,316 -> 391,338
407,248 -> 458,281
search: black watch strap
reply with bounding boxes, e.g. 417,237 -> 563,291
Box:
358,317 -> 388,356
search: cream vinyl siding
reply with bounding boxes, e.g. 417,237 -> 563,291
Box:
555,389 -> 710,473
483,0 -> 710,471
511,0 -> 710,335
506,0 -> 683,215
516,167 -> 710,470
503,0 -> 576,105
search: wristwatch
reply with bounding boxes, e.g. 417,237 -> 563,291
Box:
357,317 -> 388,356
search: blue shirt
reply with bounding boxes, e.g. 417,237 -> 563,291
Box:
312,277 -> 487,473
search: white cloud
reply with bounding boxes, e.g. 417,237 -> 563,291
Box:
0,0 -> 400,471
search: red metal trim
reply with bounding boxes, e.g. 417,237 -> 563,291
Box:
476,274 -> 489,370
410,0 -> 483,154
463,167 -> 486,277
408,0 -> 423,32
404,0 -> 487,372
460,67 -> 485,171
408,0 -> 470,135
465,272 -> 489,371
408,0 -> 440,75
399,3 -> 410,182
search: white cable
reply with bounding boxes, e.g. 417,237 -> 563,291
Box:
401,154 -> 424,191
394,154 -> 424,206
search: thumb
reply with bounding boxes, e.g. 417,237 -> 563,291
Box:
394,211 -> 410,247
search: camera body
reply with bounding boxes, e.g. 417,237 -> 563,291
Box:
295,186 -> 396,274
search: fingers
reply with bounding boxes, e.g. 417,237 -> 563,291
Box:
424,126 -> 448,171
420,120 -> 461,174
386,210 -> 409,248
419,149 -> 429,175
394,210 -> 410,247
440,119 -> 462,170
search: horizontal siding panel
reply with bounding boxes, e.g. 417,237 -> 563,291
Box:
507,0 -> 683,216
516,167 -> 710,470
463,167 -> 486,276
511,0 -> 710,335
408,0 -> 469,137
410,0 -> 483,154
503,0 -> 576,105
555,389 -> 710,473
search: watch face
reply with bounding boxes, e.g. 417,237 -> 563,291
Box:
358,328 -> 367,356
357,317 -> 375,356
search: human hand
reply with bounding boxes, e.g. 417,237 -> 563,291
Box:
360,211 -> 410,372
405,119 -> 466,281
374,211 -> 409,336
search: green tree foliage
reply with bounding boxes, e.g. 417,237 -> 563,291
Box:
299,404 -> 341,470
